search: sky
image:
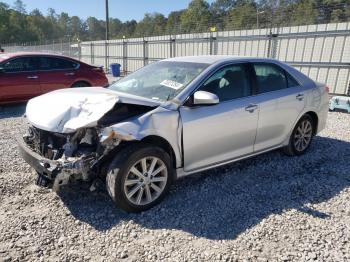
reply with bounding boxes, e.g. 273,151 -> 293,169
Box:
1,0 -> 214,22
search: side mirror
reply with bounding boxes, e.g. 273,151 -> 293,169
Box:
0,67 -> 4,73
193,91 -> 219,106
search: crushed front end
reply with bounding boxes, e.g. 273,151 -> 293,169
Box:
17,87 -> 181,192
17,125 -> 116,191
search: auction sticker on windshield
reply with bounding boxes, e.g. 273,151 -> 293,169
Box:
160,80 -> 183,90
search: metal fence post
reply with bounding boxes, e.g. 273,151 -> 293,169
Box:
78,41 -> 81,61
171,37 -> 176,57
267,31 -> 278,58
209,32 -> 217,55
68,38 -> 71,57
143,37 -> 148,66
90,42 -> 94,64
267,31 -> 272,58
105,40 -> 109,73
169,36 -> 172,58
123,39 -> 128,74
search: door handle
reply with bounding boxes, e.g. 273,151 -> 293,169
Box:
65,72 -> 75,76
296,94 -> 304,101
27,76 -> 38,79
245,104 -> 258,113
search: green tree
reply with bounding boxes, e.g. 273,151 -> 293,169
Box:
109,18 -> 123,38
0,3 -> 10,43
120,20 -> 137,37
46,8 -> 63,40
8,4 -> 33,42
86,17 -> 105,40
27,9 -> 52,41
13,0 -> 26,14
210,0 -> 236,30
57,12 -> 71,36
225,0 -> 257,30
166,10 -> 184,34
135,13 -> 167,36
319,0 -> 350,23
70,16 -> 87,40
180,0 -> 212,33
290,0 -> 319,26
211,0 -> 236,15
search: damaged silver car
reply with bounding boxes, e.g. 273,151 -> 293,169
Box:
18,56 -> 329,212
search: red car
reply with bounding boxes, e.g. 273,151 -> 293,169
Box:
0,52 -> 109,104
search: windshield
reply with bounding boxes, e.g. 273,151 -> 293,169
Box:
109,61 -> 209,101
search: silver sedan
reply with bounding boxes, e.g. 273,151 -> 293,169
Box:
18,56 -> 329,212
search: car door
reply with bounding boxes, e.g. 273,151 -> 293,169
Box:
0,56 -> 40,103
179,63 -> 259,172
38,56 -> 78,93
252,62 -> 306,151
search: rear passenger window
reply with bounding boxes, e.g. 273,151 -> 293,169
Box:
254,63 -> 287,94
39,57 -> 78,70
286,72 -> 299,88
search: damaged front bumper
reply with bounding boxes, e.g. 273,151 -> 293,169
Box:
17,136 -> 95,191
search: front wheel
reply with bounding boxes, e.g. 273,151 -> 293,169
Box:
283,115 -> 315,156
106,144 -> 174,212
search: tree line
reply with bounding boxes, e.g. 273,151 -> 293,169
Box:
0,0 -> 349,44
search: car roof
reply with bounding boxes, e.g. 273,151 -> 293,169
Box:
163,55 -> 278,65
1,52 -> 76,60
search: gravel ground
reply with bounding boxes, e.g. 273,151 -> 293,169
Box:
0,105 -> 349,262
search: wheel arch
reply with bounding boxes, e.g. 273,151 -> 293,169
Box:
141,135 -> 177,169
303,111 -> 319,135
71,80 -> 92,88
283,110 -> 319,147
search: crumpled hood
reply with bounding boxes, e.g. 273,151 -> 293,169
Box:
25,87 -> 160,133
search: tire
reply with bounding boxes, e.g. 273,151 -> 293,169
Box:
283,114 -> 315,156
106,143 -> 174,213
71,81 -> 91,88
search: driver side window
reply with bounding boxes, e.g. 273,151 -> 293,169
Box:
199,64 -> 252,102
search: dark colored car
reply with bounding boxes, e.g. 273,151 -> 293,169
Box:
0,52 -> 109,104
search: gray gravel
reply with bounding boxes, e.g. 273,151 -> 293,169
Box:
0,105 -> 349,261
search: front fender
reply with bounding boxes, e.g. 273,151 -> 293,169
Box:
100,106 -> 183,168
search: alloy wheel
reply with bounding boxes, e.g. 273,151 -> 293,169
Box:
293,119 -> 313,152
123,157 -> 168,206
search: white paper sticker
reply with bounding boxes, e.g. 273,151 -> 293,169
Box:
160,79 -> 183,90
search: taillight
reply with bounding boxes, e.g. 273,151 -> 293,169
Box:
325,86 -> 330,93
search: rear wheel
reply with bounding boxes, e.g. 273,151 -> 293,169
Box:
283,115 -> 314,156
106,144 -> 174,213
71,81 -> 91,88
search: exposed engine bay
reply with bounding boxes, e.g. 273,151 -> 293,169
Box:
23,125 -> 111,191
